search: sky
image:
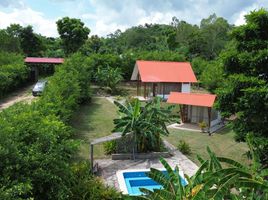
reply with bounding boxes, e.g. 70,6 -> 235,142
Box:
0,0 -> 267,37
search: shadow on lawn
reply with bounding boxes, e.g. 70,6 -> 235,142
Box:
70,99 -> 102,141
217,124 -> 233,135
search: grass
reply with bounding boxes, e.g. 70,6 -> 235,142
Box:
70,97 -> 118,160
164,126 -> 250,166
70,87 -> 250,168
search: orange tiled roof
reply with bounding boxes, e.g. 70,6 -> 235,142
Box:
136,60 -> 197,83
167,92 -> 216,107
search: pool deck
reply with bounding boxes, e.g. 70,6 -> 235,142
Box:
95,140 -> 199,190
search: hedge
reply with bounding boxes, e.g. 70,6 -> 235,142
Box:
0,53 -> 122,199
0,52 -> 29,97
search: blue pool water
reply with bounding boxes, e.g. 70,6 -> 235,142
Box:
123,171 -> 187,196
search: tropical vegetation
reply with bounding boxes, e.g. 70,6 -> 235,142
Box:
132,136 -> 268,200
0,6 -> 267,200
0,52 -> 28,97
113,97 -> 174,152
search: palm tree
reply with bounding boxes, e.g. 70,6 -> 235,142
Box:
113,97 -> 174,153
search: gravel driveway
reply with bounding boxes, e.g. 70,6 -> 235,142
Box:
0,85 -> 36,111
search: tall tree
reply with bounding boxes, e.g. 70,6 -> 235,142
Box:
216,9 -> 268,166
19,26 -> 45,56
0,30 -> 21,53
6,24 -> 23,38
200,14 -> 233,59
56,17 -> 90,55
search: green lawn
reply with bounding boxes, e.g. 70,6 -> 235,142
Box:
164,126 -> 250,166
70,97 -> 118,160
71,94 -> 250,167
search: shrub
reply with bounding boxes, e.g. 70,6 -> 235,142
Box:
0,103 -> 79,199
38,53 -> 92,122
104,141 -> 117,155
0,52 -> 28,97
198,121 -> 207,133
70,161 -> 122,199
177,140 -> 191,155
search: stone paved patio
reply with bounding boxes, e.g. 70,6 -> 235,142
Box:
95,141 -> 198,190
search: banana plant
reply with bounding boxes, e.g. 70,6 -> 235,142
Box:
113,97 -> 174,152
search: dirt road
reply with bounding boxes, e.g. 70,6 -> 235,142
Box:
0,85 -> 36,111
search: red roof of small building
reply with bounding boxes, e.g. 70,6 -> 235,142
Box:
167,92 -> 216,107
135,60 -> 197,83
25,57 -> 64,64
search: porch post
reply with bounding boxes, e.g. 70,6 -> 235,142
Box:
208,107 -> 212,136
179,105 -> 184,123
144,82 -> 146,98
162,83 -> 165,99
34,65 -> 39,81
152,83 -> 156,97
137,74 -> 140,96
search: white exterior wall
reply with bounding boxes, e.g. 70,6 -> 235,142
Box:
181,83 -> 191,93
210,112 -> 222,127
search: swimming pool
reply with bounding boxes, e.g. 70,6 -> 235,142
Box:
117,169 -> 187,196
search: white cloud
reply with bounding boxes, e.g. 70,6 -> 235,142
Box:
1,0 -> 268,37
86,0 -> 268,36
233,3 -> 263,26
0,7 -> 58,37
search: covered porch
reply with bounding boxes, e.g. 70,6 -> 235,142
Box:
167,92 -> 223,133
136,79 -> 182,100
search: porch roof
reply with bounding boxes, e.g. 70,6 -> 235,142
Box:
25,57 -> 64,64
167,92 -> 216,107
131,60 -> 197,83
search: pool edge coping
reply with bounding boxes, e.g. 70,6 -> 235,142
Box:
116,168 -> 187,195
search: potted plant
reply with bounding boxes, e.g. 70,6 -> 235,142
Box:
198,121 -> 207,133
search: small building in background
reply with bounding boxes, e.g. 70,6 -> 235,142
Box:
25,57 -> 64,81
131,60 -> 197,100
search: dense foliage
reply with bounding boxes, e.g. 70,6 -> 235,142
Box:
133,137 -> 268,199
0,52 -> 28,97
39,53 -> 92,122
0,30 -> 21,53
215,9 -> 268,166
95,66 -> 123,94
0,53 -> 121,199
82,51 -> 186,80
0,7 -> 267,199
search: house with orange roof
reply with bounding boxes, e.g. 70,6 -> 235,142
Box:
131,60 -> 222,133
131,60 -> 197,99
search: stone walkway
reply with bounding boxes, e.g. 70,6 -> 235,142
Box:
168,123 -> 201,132
168,122 -> 225,133
95,140 -> 199,190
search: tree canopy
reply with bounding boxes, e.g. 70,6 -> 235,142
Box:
56,17 -> 90,55
216,9 -> 268,166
